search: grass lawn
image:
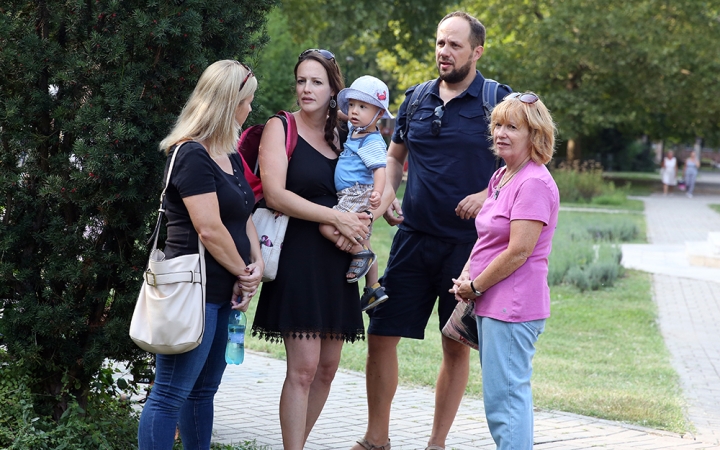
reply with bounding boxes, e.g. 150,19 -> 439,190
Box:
709,204 -> 720,215
603,172 -> 659,196
534,271 -> 686,431
561,199 -> 645,212
245,186 -> 689,434
556,209 -> 647,243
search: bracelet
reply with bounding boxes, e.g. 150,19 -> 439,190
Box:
364,210 -> 374,221
470,280 -> 483,297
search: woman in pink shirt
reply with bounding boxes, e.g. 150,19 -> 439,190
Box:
451,92 -> 559,450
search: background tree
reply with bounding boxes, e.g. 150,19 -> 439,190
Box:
250,8 -> 313,123
267,0 -> 720,163
476,0 -> 720,159
0,0 -> 274,421
276,0 -> 451,107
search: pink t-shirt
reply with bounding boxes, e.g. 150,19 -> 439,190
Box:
469,162 -> 559,322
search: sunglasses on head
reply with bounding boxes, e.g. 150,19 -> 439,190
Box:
506,92 -> 539,104
431,105 -> 445,136
299,48 -> 336,61
236,61 -> 254,93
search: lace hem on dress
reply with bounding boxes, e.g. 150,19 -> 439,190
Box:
251,327 -> 365,344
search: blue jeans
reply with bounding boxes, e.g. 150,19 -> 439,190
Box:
686,168 -> 698,195
138,302 -> 231,450
476,316 -> 545,450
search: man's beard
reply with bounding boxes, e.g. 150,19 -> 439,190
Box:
438,58 -> 474,84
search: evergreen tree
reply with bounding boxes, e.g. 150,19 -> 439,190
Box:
0,0 -> 274,420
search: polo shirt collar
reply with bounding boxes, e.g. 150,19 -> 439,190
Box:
430,70 -> 485,100
463,70 -> 485,99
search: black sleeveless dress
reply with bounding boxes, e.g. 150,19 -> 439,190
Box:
251,137 -> 365,343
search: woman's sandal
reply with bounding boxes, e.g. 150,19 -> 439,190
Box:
425,446 -> 444,450
356,438 -> 391,450
346,249 -> 376,283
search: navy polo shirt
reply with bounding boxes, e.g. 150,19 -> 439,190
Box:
391,71 -> 512,244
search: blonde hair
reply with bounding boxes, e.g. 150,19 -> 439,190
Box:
160,60 -> 257,157
489,92 -> 556,165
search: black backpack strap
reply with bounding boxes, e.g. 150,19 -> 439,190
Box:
481,78 -> 508,171
482,78 -> 500,122
399,79 -> 436,141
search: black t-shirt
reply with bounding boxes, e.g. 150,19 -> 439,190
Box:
162,142 -> 253,305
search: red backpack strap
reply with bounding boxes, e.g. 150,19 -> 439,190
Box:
240,154 -> 263,203
279,111 -> 298,159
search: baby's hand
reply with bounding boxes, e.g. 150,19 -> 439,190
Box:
369,191 -> 381,209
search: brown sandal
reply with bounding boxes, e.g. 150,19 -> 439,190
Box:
425,446 -> 444,450
356,437 -> 391,450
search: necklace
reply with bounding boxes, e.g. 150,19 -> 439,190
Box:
493,158 -> 531,200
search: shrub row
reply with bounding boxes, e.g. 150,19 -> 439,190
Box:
549,216 -> 634,291
551,160 -> 631,204
0,352 -> 268,449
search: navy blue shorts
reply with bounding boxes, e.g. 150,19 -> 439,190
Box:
367,228 -> 475,339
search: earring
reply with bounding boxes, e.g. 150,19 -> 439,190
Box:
329,99 -> 337,109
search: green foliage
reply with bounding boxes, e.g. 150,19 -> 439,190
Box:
552,160 -> 606,201
262,0 -> 720,151
586,222 -> 639,242
563,266 -> 591,292
478,0 -> 720,143
0,351 -> 140,449
0,0 -> 274,420
549,210 -> 639,291
276,0 -> 452,111
535,272 -> 688,432
210,441 -> 271,450
579,130 -> 655,172
551,160 -> 633,203
250,9 -> 313,124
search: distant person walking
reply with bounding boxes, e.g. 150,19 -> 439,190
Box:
661,150 -> 677,196
684,150 -> 699,198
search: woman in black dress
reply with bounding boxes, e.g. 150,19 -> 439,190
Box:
252,50 -> 371,449
138,60 -> 263,449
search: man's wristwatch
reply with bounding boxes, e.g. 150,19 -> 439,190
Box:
470,280 -> 483,297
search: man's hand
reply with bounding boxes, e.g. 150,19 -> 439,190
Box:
455,190 -> 488,220
383,198 -> 404,226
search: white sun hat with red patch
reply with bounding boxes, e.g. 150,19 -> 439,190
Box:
337,75 -> 394,119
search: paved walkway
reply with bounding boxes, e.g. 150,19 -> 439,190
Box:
210,190 -> 720,449
622,193 -> 720,445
